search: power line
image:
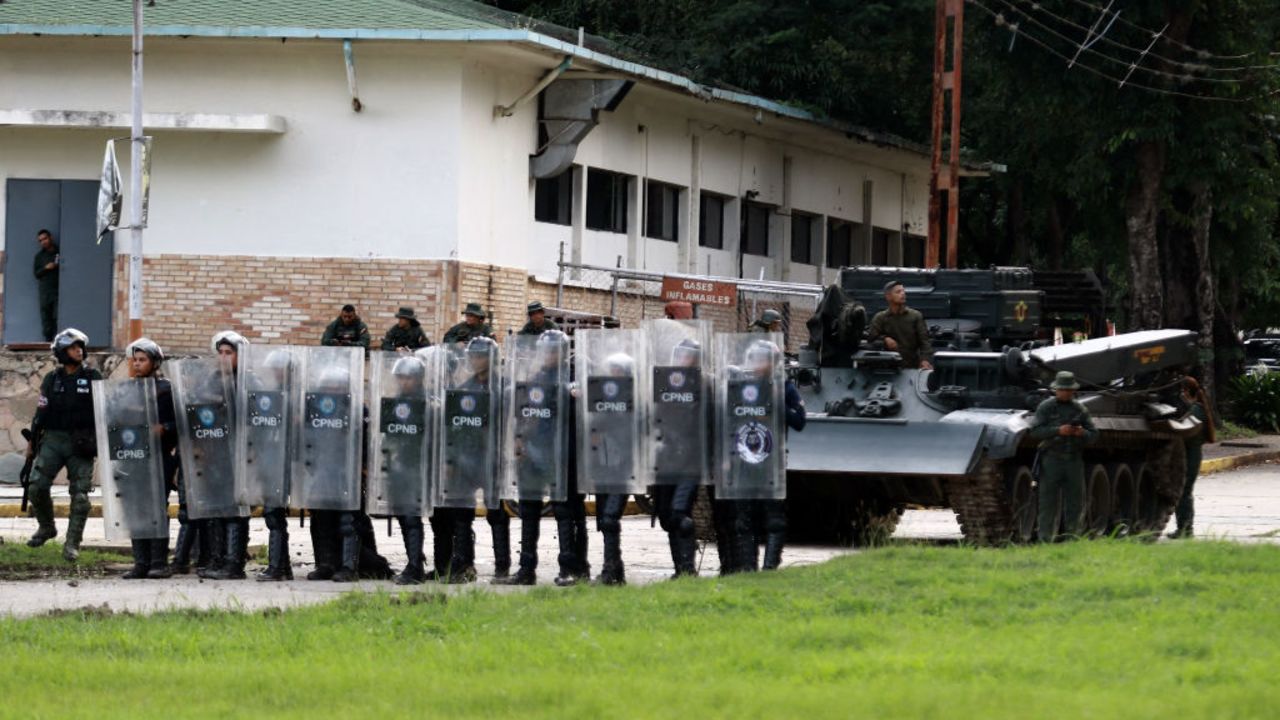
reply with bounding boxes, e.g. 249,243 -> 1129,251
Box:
1016,0 -> 1280,74
968,0 -> 1274,102
991,0 -> 1246,84
1061,0 -> 1258,61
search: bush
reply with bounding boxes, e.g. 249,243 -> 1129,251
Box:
1227,372 -> 1280,432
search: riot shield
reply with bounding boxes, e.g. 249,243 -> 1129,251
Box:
170,358 -> 247,520
367,351 -> 432,517
291,346 -> 364,511
434,341 -> 500,509
575,328 -> 646,494
92,377 -> 168,541
714,332 -> 787,500
235,345 -> 296,508
501,332 -> 569,502
644,319 -> 712,486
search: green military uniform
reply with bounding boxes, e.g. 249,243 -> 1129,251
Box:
1175,402 -> 1208,536
868,306 -> 932,368
444,302 -> 493,344
321,317 -> 371,348
33,243 -> 59,341
1028,372 -> 1099,540
382,324 -> 430,351
28,363 -> 101,557
517,318 -> 558,336
749,309 -> 782,334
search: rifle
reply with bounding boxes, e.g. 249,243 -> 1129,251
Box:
19,427 -> 41,513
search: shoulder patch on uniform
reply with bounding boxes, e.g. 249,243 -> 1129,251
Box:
38,395 -> 48,408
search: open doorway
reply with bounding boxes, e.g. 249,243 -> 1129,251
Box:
3,179 -> 114,348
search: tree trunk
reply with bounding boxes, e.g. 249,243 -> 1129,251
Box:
1126,141 -> 1166,330
1008,177 -> 1028,265
1189,182 -> 1215,403
1046,196 -> 1065,270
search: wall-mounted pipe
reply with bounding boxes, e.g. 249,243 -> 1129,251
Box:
343,40 -> 362,112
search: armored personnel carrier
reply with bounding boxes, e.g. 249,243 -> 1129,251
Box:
787,266 -> 1201,546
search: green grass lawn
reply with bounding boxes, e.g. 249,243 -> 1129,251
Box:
2,540 -> 1278,719
0,542 -> 127,580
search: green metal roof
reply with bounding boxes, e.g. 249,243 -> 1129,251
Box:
0,0 -> 513,32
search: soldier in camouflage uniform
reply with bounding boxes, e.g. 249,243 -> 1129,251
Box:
868,281 -> 933,370
321,304 -> 371,348
382,307 -> 431,352
1028,371 -> 1098,541
1172,377 -> 1215,539
517,301 -> 559,336
442,302 -> 494,346
24,328 -> 100,561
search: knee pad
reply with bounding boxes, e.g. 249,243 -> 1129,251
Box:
70,493 -> 91,516
677,514 -> 696,537
338,513 -> 357,539
598,515 -> 621,534
487,509 -> 510,528
264,508 -> 286,531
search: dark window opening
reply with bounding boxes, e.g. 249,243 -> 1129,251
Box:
645,180 -> 681,242
826,217 -> 853,268
791,212 -> 816,265
903,234 -> 926,268
534,168 -> 573,226
872,227 -> 893,265
742,202 -> 770,256
699,193 -> 725,249
586,168 -> 630,233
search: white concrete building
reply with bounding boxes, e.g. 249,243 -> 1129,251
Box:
0,0 -> 973,350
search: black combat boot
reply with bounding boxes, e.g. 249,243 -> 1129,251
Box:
424,514 -> 452,581
257,528 -> 293,581
332,514 -> 361,583
490,514 -> 512,579
147,538 -> 173,579
307,513 -> 337,581
123,540 -> 150,579
496,506 -> 540,586
395,520 -> 426,586
196,519 -> 225,574
204,519 -> 248,580
672,530 -> 698,578
445,520 -> 477,584
171,512 -> 195,574
553,517 -> 580,587
593,530 -> 626,586
573,518 -> 591,581
762,532 -> 785,571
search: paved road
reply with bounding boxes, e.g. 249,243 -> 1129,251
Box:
1,462 -> 1275,618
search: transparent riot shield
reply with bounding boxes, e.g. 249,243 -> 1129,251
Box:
236,345 -> 296,508
714,333 -> 786,500
575,328 -> 647,494
92,377 -> 168,541
434,341 -> 500,509
644,319 -> 712,486
501,333 -> 569,503
170,358 -> 247,520
367,351 -> 431,517
290,346 -> 364,511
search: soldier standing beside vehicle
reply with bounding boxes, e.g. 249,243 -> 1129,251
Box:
322,304 -> 371,349
443,302 -> 494,346
868,281 -> 934,370
33,229 -> 60,342
382,307 -> 431,352
24,328 -> 100,561
1028,371 -> 1098,541
518,301 -> 559,336
1172,377 -> 1215,539
750,309 -> 783,334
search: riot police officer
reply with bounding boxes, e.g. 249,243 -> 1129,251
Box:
388,354 -> 431,585
24,328 -> 101,562
252,348 -> 296,581
120,338 -> 177,579
495,330 -> 571,586
728,339 -> 805,572
591,351 -> 640,586
199,331 -> 253,580
651,337 -> 708,577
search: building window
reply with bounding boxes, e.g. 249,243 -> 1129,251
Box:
645,180 -> 681,242
742,202 -> 770,256
791,212 -> 817,265
826,217 -> 853,268
872,227 -> 894,265
586,168 -> 630,233
699,193 -> 725,249
534,168 -> 573,226
903,234 -> 926,268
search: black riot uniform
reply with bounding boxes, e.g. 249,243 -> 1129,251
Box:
650,338 -> 709,577
199,331 -> 252,581
119,338 -> 177,579
735,380 -> 806,572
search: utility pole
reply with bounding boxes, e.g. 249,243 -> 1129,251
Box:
927,0 -> 965,269
128,0 -> 145,341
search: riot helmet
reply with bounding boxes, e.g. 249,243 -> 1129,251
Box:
52,328 -> 89,365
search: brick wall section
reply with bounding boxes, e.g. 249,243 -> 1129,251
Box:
454,262 -> 531,341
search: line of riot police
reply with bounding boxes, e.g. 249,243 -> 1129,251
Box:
90,319 -> 804,585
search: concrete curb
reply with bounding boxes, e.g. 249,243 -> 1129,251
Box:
1199,449 -> 1280,476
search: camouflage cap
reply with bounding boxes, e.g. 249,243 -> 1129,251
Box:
463,302 -> 485,317
527,301 -> 545,315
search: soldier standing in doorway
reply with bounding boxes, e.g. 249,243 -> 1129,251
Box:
33,229 -> 60,342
